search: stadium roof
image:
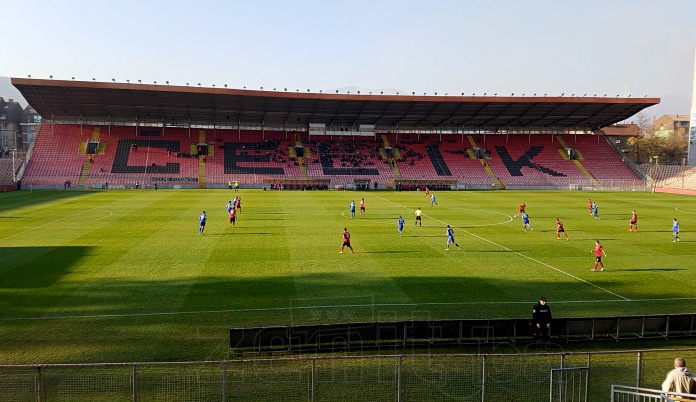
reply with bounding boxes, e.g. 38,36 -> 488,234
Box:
11,78 -> 660,130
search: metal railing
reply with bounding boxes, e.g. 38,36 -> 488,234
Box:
610,385 -> 696,402
1,348 -> 696,401
230,314 -> 696,353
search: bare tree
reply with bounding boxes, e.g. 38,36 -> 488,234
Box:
634,113 -> 655,138
625,121 -> 688,164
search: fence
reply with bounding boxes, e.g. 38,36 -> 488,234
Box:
1,348 -> 696,401
230,314 -> 696,353
610,385 -> 696,402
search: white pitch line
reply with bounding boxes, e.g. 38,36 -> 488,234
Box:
368,193 -> 631,301
0,203 -> 115,241
675,208 -> 696,215
3,296 -> 696,321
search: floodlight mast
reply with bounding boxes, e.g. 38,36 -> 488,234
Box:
688,46 -> 696,166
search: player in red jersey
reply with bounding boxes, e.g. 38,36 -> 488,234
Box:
359,198 -> 365,215
587,199 -> 593,215
629,210 -> 638,232
228,208 -> 236,227
424,187 -> 430,198
515,203 -> 526,218
339,228 -> 354,254
556,218 -> 569,240
592,240 -> 607,271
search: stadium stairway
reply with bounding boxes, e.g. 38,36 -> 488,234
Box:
468,136 -> 502,188
556,135 -> 600,186
299,146 -> 311,178
198,130 -> 207,189
390,159 -> 402,179
381,135 -> 402,178
296,134 -> 309,179
296,156 -> 308,178
77,127 -> 100,187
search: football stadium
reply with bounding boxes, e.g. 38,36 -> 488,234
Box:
1,77 -> 696,401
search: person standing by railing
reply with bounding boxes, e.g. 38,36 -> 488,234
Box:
532,296 -> 552,342
662,357 -> 696,398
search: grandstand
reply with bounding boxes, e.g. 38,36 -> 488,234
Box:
18,123 -> 649,190
9,78 -> 661,190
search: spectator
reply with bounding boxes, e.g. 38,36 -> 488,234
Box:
532,296 -> 552,341
662,357 -> 696,398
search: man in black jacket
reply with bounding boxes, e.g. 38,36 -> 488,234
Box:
532,296 -> 552,341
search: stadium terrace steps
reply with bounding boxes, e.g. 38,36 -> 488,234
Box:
77,127 -> 101,187
390,162 -> 402,179
198,130 -> 207,188
198,157 -> 206,188
567,135 -> 639,185
464,135 -> 501,187
77,160 -> 93,187
21,125 -> 643,188
298,156 -> 308,178
638,163 -> 696,189
380,135 -> 402,178
556,135 -> 600,186
22,124 -> 88,186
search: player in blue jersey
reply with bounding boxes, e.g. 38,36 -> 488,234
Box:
226,201 -> 233,214
446,225 -> 460,250
672,218 -> 680,242
592,202 -> 600,219
349,200 -> 356,218
198,211 -> 207,235
397,216 -> 405,237
521,212 -> 533,230
430,194 -> 438,207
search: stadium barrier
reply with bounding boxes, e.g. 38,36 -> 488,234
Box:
610,385 -> 695,401
230,314 -> 696,354
2,348 -> 696,401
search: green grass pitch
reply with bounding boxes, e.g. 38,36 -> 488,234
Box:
0,189 -> 694,364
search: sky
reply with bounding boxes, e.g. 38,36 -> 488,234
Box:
1,0 -> 694,119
